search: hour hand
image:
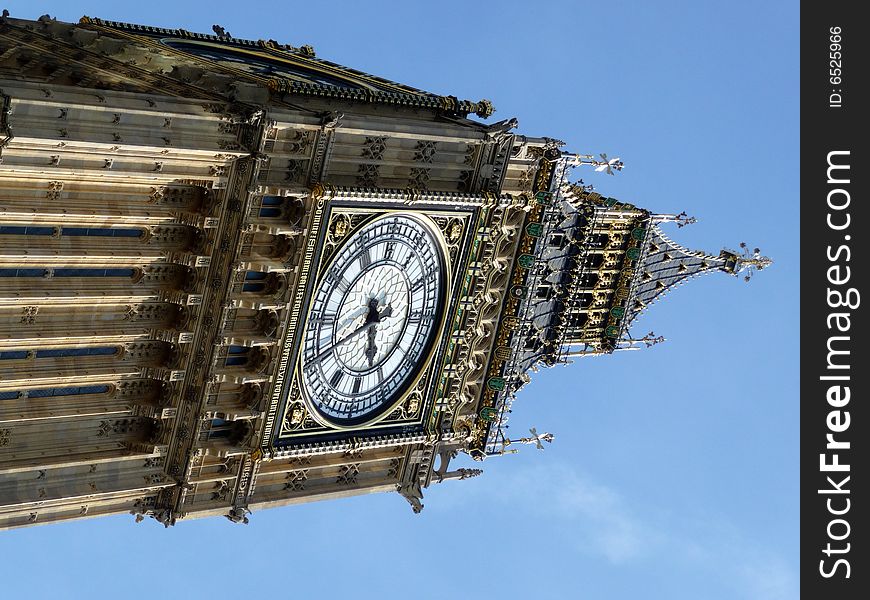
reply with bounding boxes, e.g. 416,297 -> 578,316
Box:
365,323 -> 378,366
377,303 -> 393,320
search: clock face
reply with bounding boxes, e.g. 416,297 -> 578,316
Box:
301,214 -> 445,426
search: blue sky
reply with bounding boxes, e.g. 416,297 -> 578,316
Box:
0,2 -> 799,598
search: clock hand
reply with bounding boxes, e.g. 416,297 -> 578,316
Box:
314,320 -> 375,362
336,304 -> 369,332
377,303 -> 393,320
365,323 -> 378,367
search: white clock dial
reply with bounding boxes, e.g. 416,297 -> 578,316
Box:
301,213 -> 444,426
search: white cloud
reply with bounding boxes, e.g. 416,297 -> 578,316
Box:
435,461 -> 797,599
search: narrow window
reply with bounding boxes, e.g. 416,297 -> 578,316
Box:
243,271 -> 267,292
35,347 -> 118,359
53,268 -> 136,278
0,268 -> 48,277
27,385 -> 111,398
225,345 -> 249,366
61,227 -> 143,238
0,225 -> 56,236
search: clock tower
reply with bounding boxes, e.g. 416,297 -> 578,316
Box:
0,14 -> 768,528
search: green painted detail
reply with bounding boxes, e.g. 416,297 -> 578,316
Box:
605,197 -> 619,207
626,247 -> 641,260
605,325 -> 620,338
631,227 -> 646,240
487,377 -> 506,391
479,406 -> 498,422
610,306 -> 625,318
511,286 -> 527,298
518,254 -> 535,269
534,191 -> 552,205
526,222 -> 544,238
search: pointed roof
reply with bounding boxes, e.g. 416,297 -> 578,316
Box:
623,218 -> 772,330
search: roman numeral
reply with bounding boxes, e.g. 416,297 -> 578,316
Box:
352,377 -> 362,394
325,269 -> 351,293
309,312 -> 336,327
408,309 -> 434,324
329,369 -> 344,388
385,242 -> 396,260
360,247 -> 372,269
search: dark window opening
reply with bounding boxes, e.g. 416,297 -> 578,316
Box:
0,268 -> 48,277
35,347 -> 118,358
28,385 -> 111,398
567,313 -> 589,328
586,234 -> 610,248
53,268 -> 136,278
225,345 -> 250,366
0,225 -> 56,236
61,227 -> 143,238
535,285 -> 552,299
582,254 -> 605,269
209,418 -> 232,439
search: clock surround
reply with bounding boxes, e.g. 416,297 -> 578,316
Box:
268,195 -> 476,449
300,212 -> 447,428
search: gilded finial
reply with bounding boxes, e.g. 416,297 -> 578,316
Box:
502,427 -> 554,452
731,243 -> 773,282
564,152 -> 625,175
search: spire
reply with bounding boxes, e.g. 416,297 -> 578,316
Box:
621,221 -> 772,330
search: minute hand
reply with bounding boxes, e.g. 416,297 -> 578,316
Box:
314,321 -> 375,362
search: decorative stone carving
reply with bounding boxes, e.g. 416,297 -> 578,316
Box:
397,480 -> 424,514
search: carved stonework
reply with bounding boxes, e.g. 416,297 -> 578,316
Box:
360,136 -> 387,160
336,464 -> 359,485
356,163 -> 379,187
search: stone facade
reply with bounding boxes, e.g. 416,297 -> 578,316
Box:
0,15 -> 767,529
